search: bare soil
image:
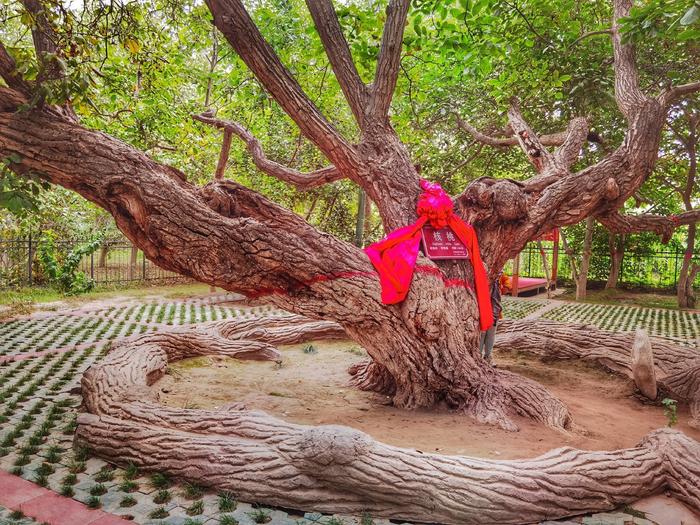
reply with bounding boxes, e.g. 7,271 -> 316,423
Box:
156,339 -> 700,460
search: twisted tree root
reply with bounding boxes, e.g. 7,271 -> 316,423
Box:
497,319 -> 700,428
77,315 -> 700,524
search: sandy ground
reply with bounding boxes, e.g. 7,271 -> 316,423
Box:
156,339 -> 700,461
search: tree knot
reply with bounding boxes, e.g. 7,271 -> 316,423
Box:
297,425 -> 373,467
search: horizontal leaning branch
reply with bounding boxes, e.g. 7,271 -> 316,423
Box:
77,315 -> 700,525
192,112 -> 345,190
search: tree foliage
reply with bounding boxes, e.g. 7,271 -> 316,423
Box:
0,0 -> 698,255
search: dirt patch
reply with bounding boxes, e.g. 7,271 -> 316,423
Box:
156,340 -> 700,460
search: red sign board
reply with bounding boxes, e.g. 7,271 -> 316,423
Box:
421,225 -> 469,260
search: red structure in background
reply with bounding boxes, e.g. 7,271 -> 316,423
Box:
510,228 -> 559,296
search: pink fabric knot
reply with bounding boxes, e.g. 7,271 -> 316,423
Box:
416,179 -> 453,229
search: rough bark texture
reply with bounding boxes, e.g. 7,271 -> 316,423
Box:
605,233 -> 625,289
497,320 -> 700,428
631,329 -> 658,400
3,0 -> 700,519
77,319 -> 700,525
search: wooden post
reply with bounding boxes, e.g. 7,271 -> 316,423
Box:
631,329 -> 657,400
511,254 -> 520,297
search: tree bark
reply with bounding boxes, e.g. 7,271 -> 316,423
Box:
576,217 -> 595,300
497,319 -> 700,427
4,0 -> 700,519
606,232 -> 625,289
77,317 -> 700,525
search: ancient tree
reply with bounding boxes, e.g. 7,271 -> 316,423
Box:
2,0 -> 700,429
3,0 -> 700,520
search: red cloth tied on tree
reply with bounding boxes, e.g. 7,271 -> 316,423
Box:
364,179 -> 494,331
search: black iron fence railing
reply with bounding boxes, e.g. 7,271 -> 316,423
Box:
0,237 -> 188,288
504,246 -> 700,290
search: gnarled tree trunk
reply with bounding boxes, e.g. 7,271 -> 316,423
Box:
4,0 -> 700,519
2,0 -> 700,438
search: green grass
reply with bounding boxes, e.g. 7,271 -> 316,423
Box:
186,500 -> 204,516
153,489 -> 172,504
247,508 -> 271,524
120,495 -> 137,507
148,507 -> 169,519
218,491 -> 237,512
0,282 -> 210,307
150,472 -> 172,489
556,288 -> 679,310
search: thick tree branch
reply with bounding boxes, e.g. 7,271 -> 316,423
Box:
205,0 -> 360,174
18,0 -> 77,119
553,117 -> 589,167
612,0 -> 648,119
369,0 -> 410,119
660,81 -> 700,107
0,41 -> 32,95
598,209 -> 700,243
0,92 -> 371,319
193,112 -> 344,190
305,0 -> 368,125
21,0 -> 61,82
506,100 -> 555,173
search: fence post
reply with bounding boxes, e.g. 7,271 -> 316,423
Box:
27,234 -> 33,286
673,247 -> 679,286
90,252 -> 94,280
142,251 -> 146,281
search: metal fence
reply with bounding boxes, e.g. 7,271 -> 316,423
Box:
507,245 -> 700,290
0,237 -> 188,288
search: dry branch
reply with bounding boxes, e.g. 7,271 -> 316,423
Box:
193,112 -> 344,189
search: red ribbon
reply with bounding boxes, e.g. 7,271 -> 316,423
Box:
364,180 -> 494,331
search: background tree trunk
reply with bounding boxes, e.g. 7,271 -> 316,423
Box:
98,243 -> 109,268
676,110 -> 698,309
576,217 -> 595,300
678,224 -> 698,309
606,233 -> 625,289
